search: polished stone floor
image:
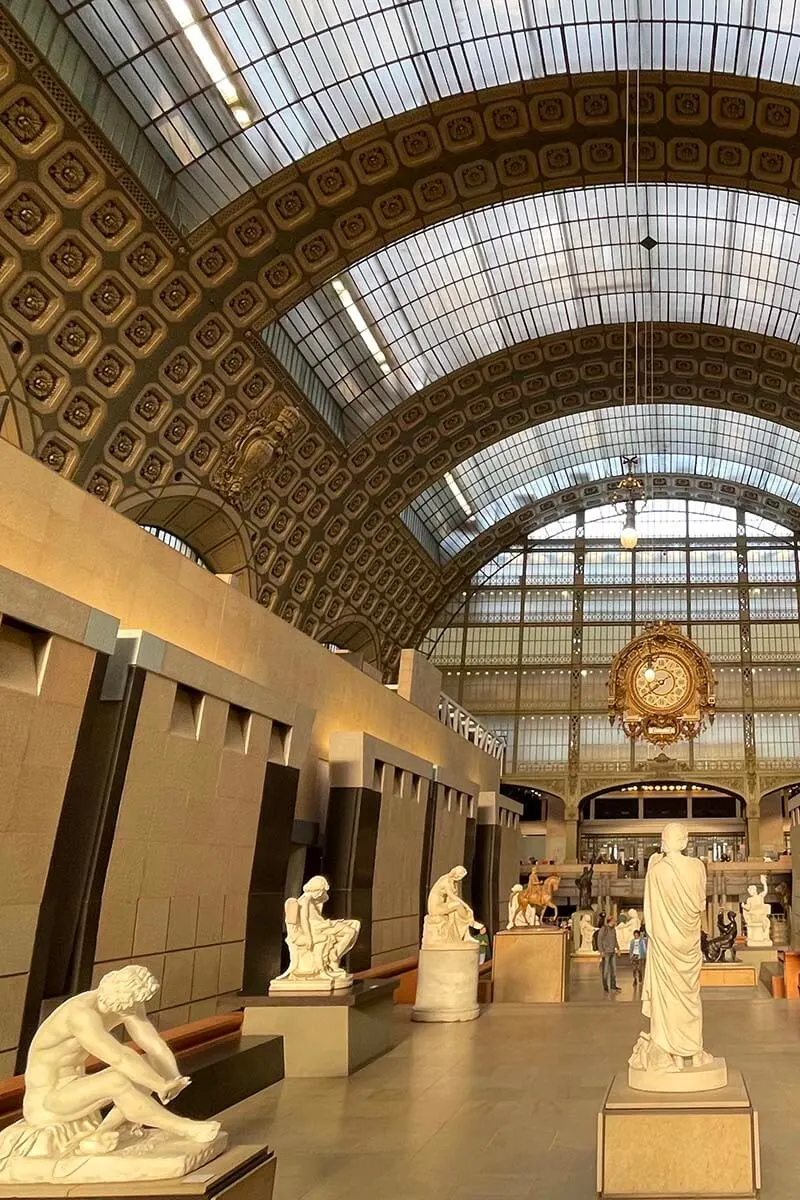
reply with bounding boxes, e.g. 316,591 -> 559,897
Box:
226,962 -> 800,1199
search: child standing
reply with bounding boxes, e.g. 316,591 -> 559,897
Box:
629,928 -> 647,987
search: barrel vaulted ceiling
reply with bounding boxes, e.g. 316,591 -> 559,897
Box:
3,4 -> 800,670
15,0 -> 800,225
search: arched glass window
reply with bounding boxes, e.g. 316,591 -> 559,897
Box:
141,526 -> 209,570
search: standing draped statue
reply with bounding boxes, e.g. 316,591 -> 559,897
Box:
628,822 -> 726,1091
741,875 -> 772,947
423,866 -> 485,946
576,864 -> 594,911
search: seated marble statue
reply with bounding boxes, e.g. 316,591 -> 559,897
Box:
741,874 -> 772,947
423,866 -> 485,946
628,822 -> 722,1086
0,965 -> 224,1184
270,875 -> 360,992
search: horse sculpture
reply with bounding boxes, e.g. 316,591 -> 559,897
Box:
517,868 -> 560,925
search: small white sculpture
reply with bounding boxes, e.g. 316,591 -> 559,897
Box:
616,908 -> 642,953
506,883 -> 537,928
741,875 -> 772,947
422,866 -> 485,946
578,911 -> 599,955
0,966 -> 225,1185
628,822 -> 726,1092
270,875 -> 360,993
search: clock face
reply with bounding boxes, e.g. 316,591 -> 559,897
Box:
631,652 -> 693,712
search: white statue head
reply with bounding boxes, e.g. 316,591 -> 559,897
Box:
302,875 -> 330,900
747,884 -> 758,897
510,883 -> 522,895
661,822 -> 689,853
448,866 -> 467,882
96,965 -> 159,1013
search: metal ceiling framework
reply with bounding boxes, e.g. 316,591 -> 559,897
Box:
17,0 -> 800,225
3,4 -> 800,669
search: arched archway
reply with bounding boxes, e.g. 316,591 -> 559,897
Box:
117,486 -> 256,597
319,614 -> 383,673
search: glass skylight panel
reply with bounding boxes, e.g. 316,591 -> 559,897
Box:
279,184 -> 800,436
33,0 -> 800,222
404,406 -> 800,558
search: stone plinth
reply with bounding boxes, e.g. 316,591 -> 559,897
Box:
492,928 -> 570,1003
412,943 -> 480,1023
701,962 -> 758,987
0,1142 -> 275,1199
598,1070 -> 760,1198
241,979 -> 395,1076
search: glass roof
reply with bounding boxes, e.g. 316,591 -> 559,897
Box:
279,184 -> 800,437
527,502 -> 793,541
37,0 -> 800,223
404,405 -> 800,558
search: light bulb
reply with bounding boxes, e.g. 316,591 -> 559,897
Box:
644,665 -> 656,682
620,524 -> 638,549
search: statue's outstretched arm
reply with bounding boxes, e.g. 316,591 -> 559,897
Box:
124,1009 -> 180,1084
67,1008 -> 167,1094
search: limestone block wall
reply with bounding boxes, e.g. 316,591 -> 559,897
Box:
429,783 -> 476,885
0,568 -> 117,1073
474,792 -> 524,937
0,443 -> 501,833
92,633 -> 303,1027
371,764 -> 429,965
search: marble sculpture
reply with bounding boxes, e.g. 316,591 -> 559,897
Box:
423,866 -> 485,946
578,911 -> 599,955
0,966 -> 225,1185
628,822 -> 727,1092
615,908 -> 642,953
270,875 -> 360,992
741,875 -> 772,947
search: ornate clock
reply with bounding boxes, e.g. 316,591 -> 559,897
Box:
608,623 -> 716,747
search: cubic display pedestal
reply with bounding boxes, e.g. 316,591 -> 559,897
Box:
597,1070 -> 760,1198
412,942 -> 480,1022
241,979 -> 395,1076
492,928 -> 570,1003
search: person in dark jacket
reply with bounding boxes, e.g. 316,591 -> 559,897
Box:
597,917 -> 620,992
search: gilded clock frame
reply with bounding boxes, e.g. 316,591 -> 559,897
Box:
608,622 -> 716,748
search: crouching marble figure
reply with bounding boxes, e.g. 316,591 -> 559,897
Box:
270,875 -> 360,993
423,866 -> 485,946
628,822 -> 727,1093
0,965 -> 225,1185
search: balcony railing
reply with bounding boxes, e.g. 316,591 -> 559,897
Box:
438,693 -> 506,765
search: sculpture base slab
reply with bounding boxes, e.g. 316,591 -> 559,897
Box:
0,1141 -> 274,1199
491,928 -> 570,1003
242,979 -> 395,1076
598,1070 -> 760,1198
574,949 -> 600,958
629,1056 -> 728,1093
0,1129 -> 228,1187
269,974 -> 353,994
412,943 -> 480,1023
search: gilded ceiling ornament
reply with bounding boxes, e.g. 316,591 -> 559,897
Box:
210,397 -> 299,510
608,623 -> 716,748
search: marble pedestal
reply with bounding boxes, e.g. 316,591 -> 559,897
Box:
241,979 -> 395,1076
598,1070 -> 760,1198
492,928 -> 570,1003
701,962 -> 758,987
0,1142 -> 275,1199
412,942 -> 480,1022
